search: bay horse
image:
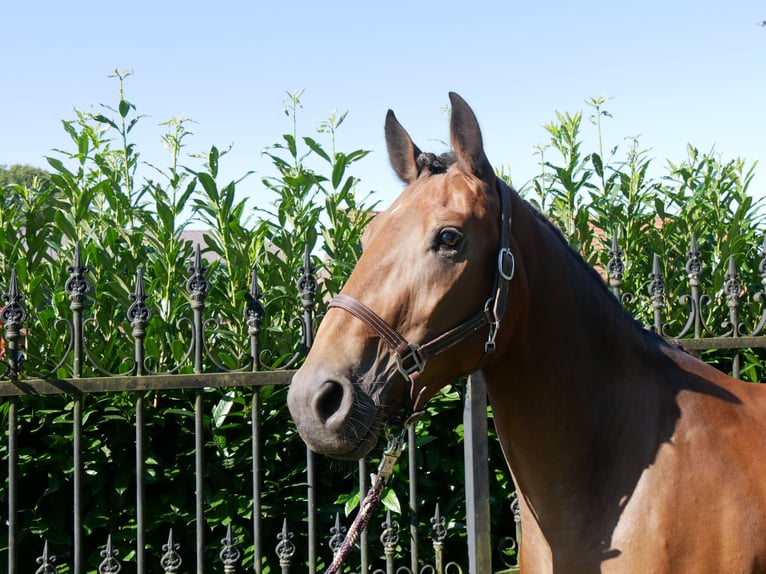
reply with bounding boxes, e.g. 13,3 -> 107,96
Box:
287,93 -> 766,573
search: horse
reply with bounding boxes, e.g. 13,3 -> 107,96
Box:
287,92 -> 766,573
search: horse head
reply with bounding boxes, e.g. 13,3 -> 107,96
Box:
288,93 -> 518,460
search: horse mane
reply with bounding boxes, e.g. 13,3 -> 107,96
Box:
521,197 -> 669,348
416,152 -> 455,175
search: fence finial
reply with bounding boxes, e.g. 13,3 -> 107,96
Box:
220,523 -> 242,574
98,534 -> 121,574
160,529 -> 182,574
34,540 -> 58,574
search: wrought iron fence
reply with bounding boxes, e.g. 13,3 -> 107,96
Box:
5,230 -> 766,573
1,243 -> 496,574
606,231 -> 766,376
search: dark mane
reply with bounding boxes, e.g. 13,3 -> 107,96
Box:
520,196 -> 667,346
416,151 -> 456,175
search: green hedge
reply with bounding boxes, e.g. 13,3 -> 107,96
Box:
1,75 -> 763,572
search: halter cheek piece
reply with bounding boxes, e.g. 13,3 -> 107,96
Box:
328,178 -> 515,421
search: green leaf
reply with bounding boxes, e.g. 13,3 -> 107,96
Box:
119,99 -> 132,118
592,153 -> 603,179
344,490 -> 360,515
303,137 -> 331,163
93,114 -> 119,130
381,488 -> 401,514
209,146 -> 220,178
331,154 -> 348,190
283,134 -> 297,160
197,172 -> 219,202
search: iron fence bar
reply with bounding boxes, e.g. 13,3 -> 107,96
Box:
247,268 -> 265,574
188,246 -> 210,574
358,458 -> 369,574
135,394 -> 145,574
252,389 -> 262,574
687,233 -> 703,339
0,370 -> 295,396
73,399 -> 83,574
3,268 -> 26,574
194,389 -> 205,574
7,396 -> 17,574
668,336 -> 766,351
723,255 -> 743,379
129,267 -> 150,574
407,424 -> 418,572
67,244 -> 89,574
307,446 -> 317,573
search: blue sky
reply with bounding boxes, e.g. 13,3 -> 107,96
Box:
2,1 -> 765,213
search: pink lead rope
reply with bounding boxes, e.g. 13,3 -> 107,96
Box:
324,429 -> 407,574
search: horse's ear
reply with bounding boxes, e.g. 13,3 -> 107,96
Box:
385,109 -> 422,184
449,92 -> 493,181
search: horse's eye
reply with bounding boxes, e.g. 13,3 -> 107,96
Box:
437,228 -> 463,249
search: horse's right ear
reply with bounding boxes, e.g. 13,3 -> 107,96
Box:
385,110 -> 422,184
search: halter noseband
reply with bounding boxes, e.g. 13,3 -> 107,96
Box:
328,178 -> 515,419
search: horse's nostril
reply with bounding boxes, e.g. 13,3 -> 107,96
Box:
313,380 -> 346,423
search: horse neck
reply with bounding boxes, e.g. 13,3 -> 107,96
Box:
483,195 -> 667,513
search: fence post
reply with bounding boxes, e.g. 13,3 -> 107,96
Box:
2,269 -> 26,574
464,372 -> 492,573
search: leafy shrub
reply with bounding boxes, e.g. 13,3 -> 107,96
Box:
0,79 -> 763,572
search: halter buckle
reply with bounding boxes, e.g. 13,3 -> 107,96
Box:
396,344 -> 425,378
485,319 -> 500,353
376,429 -> 407,483
498,247 -> 515,281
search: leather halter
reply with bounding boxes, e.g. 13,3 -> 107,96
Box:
328,178 -> 515,419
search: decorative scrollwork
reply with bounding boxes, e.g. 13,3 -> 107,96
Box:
430,503 -> 447,543
35,540 -> 58,574
97,535 -> 122,574
276,518 -> 296,566
722,255 -> 744,337
160,529 -> 182,573
685,233 -> 702,287
127,267 -> 152,335
380,510 -> 400,553
607,230 -> 625,297
244,268 -> 265,338
65,243 -> 91,311
297,243 -> 318,312
219,524 -> 241,573
647,254 -> 667,335
2,269 -> 27,336
187,244 -> 210,308
329,512 -> 348,555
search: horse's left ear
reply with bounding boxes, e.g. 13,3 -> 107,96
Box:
449,92 -> 494,182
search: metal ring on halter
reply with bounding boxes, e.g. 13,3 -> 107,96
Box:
498,247 -> 515,281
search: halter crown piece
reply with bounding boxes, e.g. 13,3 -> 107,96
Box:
328,178 -> 515,419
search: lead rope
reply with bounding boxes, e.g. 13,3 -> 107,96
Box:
324,427 -> 408,574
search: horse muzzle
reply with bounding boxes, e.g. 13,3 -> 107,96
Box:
287,370 -> 385,460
